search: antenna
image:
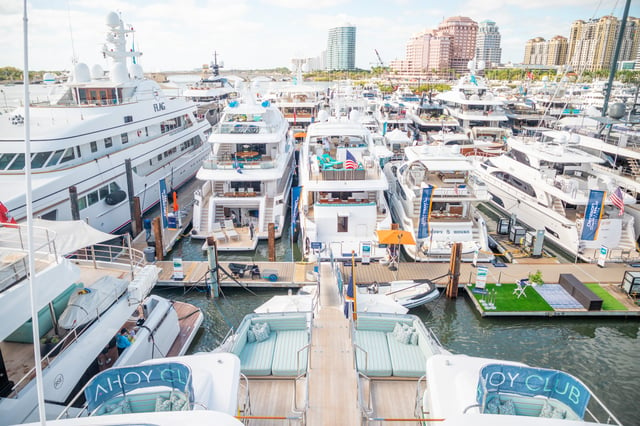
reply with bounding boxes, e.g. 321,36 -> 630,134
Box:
66,1 -> 78,65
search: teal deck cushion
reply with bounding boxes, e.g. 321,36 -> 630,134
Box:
272,330 -> 309,376
385,332 -> 426,377
354,330 -> 392,376
239,331 -> 277,375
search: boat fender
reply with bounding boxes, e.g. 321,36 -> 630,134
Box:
105,190 -> 127,205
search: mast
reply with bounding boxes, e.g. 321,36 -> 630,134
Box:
602,0 -> 631,118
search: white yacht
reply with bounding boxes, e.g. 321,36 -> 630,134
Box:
298,115 -> 392,260
475,130 -> 640,263
407,99 -> 460,135
192,95 -> 295,250
0,12 -> 211,234
182,53 -> 239,126
36,352 -> 244,426
436,66 -> 509,129
421,354 -> 622,425
384,145 -> 493,262
0,220 -> 203,425
270,83 -> 326,134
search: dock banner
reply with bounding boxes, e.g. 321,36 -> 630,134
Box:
291,186 -> 301,235
417,186 -> 434,239
159,178 -> 169,228
580,190 -> 605,241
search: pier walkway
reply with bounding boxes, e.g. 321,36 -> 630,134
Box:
307,262 -> 360,425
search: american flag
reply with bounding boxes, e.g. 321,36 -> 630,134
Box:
345,150 -> 358,169
610,187 -> 625,216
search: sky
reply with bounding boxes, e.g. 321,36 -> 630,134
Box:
0,0 -> 638,73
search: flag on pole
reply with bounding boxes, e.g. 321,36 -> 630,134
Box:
344,150 -> 358,169
610,187 -> 625,216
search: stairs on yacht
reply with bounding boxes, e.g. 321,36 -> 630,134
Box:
627,159 -> 640,177
551,198 -> 565,215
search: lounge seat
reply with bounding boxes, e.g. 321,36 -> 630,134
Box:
272,330 -> 308,376
223,220 -> 240,241
386,332 -> 426,377
239,332 -> 277,376
210,222 -> 227,242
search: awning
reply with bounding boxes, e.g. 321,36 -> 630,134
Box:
294,132 -> 307,138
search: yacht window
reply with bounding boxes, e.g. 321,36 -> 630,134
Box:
78,196 -> 87,210
46,150 -> 64,167
59,147 -> 75,164
87,191 -> 99,206
0,153 -> 16,169
105,137 -> 113,148
76,146 -> 81,157
31,151 -> 52,169
90,141 -> 98,153
99,185 -> 110,200
121,133 -> 129,144
8,153 -> 25,170
124,115 -> 133,123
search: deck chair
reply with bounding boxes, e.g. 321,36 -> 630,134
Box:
211,222 -> 227,242
513,278 -> 530,299
223,220 -> 240,241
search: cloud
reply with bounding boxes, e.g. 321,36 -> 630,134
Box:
260,0 -> 345,8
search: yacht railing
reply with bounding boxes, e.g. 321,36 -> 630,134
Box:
201,155 -> 277,170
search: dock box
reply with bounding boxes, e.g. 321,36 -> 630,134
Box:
558,274 -> 603,311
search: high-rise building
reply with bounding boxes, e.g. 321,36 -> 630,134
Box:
326,24 -> 356,71
390,16 -> 476,78
523,36 -> 567,66
475,20 -> 502,68
567,16 -> 639,72
438,16 -> 478,74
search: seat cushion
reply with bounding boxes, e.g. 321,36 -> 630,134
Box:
272,330 -> 309,376
386,332 -> 426,377
239,332 -> 277,375
354,330 -> 392,376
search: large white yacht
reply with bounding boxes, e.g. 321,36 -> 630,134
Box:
298,114 -> 392,260
192,95 -> 295,250
0,220 -> 202,425
384,145 -> 494,262
269,83 -> 326,135
0,12 -> 211,234
436,63 -> 509,129
475,130 -> 640,263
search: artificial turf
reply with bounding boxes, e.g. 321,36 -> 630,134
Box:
584,283 -> 627,311
469,283 -> 554,312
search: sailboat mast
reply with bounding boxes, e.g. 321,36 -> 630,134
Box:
602,0 -> 631,117
22,1 -> 47,424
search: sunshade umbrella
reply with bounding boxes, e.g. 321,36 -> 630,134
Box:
294,131 -> 307,139
376,229 -> 416,278
376,229 -> 416,245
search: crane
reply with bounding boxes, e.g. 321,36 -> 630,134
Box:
374,49 -> 385,67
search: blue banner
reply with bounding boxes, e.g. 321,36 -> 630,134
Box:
84,362 -> 194,412
291,186 -> 301,235
580,190 -> 605,241
478,364 -> 590,418
159,178 -> 169,228
418,186 -> 433,239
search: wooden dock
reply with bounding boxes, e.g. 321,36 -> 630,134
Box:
154,260 -> 318,288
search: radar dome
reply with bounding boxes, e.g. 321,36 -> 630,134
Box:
90,64 -> 104,80
106,12 -> 120,28
129,63 -> 144,80
477,60 -> 486,70
42,72 -> 56,84
110,63 -> 129,84
568,133 -> 581,144
73,63 -> 91,83
608,103 -> 626,119
317,110 -> 329,122
349,109 -> 360,122
467,60 -> 476,71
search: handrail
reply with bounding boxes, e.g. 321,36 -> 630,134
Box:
357,371 -> 374,424
238,373 -> 252,419
296,343 -> 311,376
352,343 -> 368,372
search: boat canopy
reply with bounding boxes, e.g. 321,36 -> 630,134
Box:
32,219 -> 119,255
477,363 -> 591,418
84,361 -> 194,412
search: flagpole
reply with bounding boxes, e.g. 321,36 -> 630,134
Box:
351,250 -> 357,320
22,1 -> 47,423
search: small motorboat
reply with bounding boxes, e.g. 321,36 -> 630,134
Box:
366,279 -> 440,309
